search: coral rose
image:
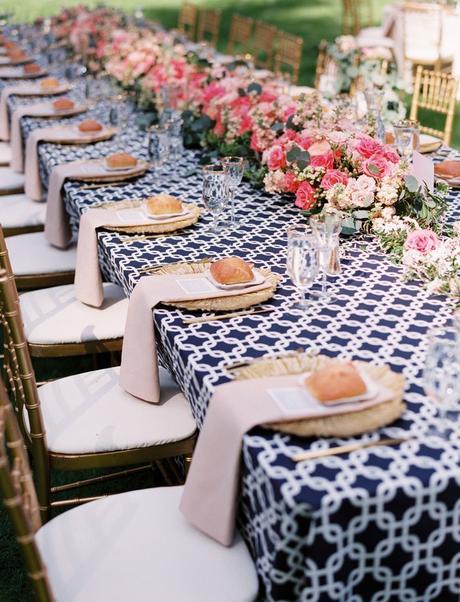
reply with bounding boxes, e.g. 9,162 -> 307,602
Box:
265,145 -> 286,170
404,229 -> 439,254
355,136 -> 383,159
295,181 -> 317,210
321,169 -> 349,190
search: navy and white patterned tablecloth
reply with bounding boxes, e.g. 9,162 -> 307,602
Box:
4,64 -> 460,601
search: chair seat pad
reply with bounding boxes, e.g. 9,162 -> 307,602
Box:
0,167 -> 24,192
0,141 -> 11,165
6,231 -> 76,276
406,50 -> 453,63
20,283 -> 128,344
36,486 -> 258,602
38,367 -> 197,453
0,193 -> 45,228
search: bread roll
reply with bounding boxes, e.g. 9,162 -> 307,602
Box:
305,362 -> 367,404
434,160 -> 460,180
23,63 -> 41,75
78,119 -> 103,133
8,50 -> 27,61
105,152 -> 137,169
146,194 -> 182,215
52,98 -> 75,111
210,257 -> 254,285
40,77 -> 60,90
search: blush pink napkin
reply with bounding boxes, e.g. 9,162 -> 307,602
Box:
180,375 -> 394,546
0,84 -> 35,140
11,104 -> 58,172
75,207 -> 197,308
44,159 -> 143,249
120,274 -> 272,403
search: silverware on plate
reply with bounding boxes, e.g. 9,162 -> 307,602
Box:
291,437 -> 412,462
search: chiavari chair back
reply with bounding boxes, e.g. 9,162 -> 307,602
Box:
0,378 -> 54,602
402,2 -> 453,74
227,14 -> 254,56
177,2 -> 198,40
197,8 -> 221,48
342,0 -> 374,35
252,20 -> 278,70
273,31 -> 303,85
409,66 -> 458,145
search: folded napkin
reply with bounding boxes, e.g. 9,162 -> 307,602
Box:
0,84 -> 37,140
11,103 -> 57,171
120,273 -> 272,403
44,159 -> 116,248
75,207 -> 195,308
180,374 -> 394,546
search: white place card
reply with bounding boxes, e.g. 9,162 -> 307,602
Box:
267,387 -> 327,416
176,277 -> 218,295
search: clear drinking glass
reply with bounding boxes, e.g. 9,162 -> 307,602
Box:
202,165 -> 229,234
286,225 -> 319,311
424,327 -> 460,439
393,120 -> 420,163
221,156 -> 245,227
310,211 -> 342,302
147,125 -> 170,169
165,112 -> 184,162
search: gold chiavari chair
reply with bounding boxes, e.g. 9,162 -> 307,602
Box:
314,39 -> 330,89
196,8 -> 221,48
0,226 -> 125,359
227,14 -> 254,56
274,31 -> 303,85
0,376 -> 258,602
342,0 -> 375,35
177,2 -> 198,40
252,20 -> 278,70
0,265 -> 197,521
403,2 -> 453,75
409,66 -> 458,146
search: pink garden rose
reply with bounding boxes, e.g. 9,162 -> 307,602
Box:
349,175 -> 376,207
321,169 -> 349,190
282,172 -> 300,193
295,181 -> 317,210
362,154 -> 391,180
404,230 -> 439,254
265,145 -> 286,170
355,136 -> 383,159
310,151 -> 334,170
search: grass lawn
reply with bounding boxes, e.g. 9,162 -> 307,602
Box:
0,2 -> 458,600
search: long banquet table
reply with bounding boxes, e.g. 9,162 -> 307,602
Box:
3,42 -> 460,602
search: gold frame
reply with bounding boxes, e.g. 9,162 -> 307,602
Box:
342,0 -> 374,35
0,266 -> 196,523
409,66 -> 458,145
227,14 -> 254,56
177,2 -> 198,41
196,8 -> 221,48
274,31 -> 303,85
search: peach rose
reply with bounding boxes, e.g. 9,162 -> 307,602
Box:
295,181 -> 317,210
321,169 -> 349,190
404,230 -> 439,254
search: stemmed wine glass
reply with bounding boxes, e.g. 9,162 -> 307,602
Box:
393,120 -> 420,163
286,225 -> 319,311
424,327 -> 460,439
202,164 -> 229,234
221,156 -> 245,227
310,211 -> 342,302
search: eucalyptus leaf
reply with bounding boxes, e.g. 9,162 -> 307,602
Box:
247,82 -> 262,95
405,174 -> 420,193
353,210 -> 370,220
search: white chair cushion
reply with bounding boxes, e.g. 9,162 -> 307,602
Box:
0,193 -> 45,228
37,367 -> 197,453
36,487 -> 258,602
0,167 -> 24,193
0,141 -> 11,165
6,231 -> 76,276
406,50 -> 452,63
20,283 -> 128,344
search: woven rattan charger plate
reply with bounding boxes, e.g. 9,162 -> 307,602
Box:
69,159 -> 150,183
13,85 -> 71,97
233,353 -> 405,437
98,198 -> 202,235
0,69 -> 48,79
37,105 -> 87,120
48,126 -> 117,145
155,260 -> 280,312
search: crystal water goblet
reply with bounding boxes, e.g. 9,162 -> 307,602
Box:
202,164 -> 229,235
424,327 -> 460,439
310,211 -> 342,302
286,225 -> 319,311
393,120 -> 420,163
221,156 -> 245,227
